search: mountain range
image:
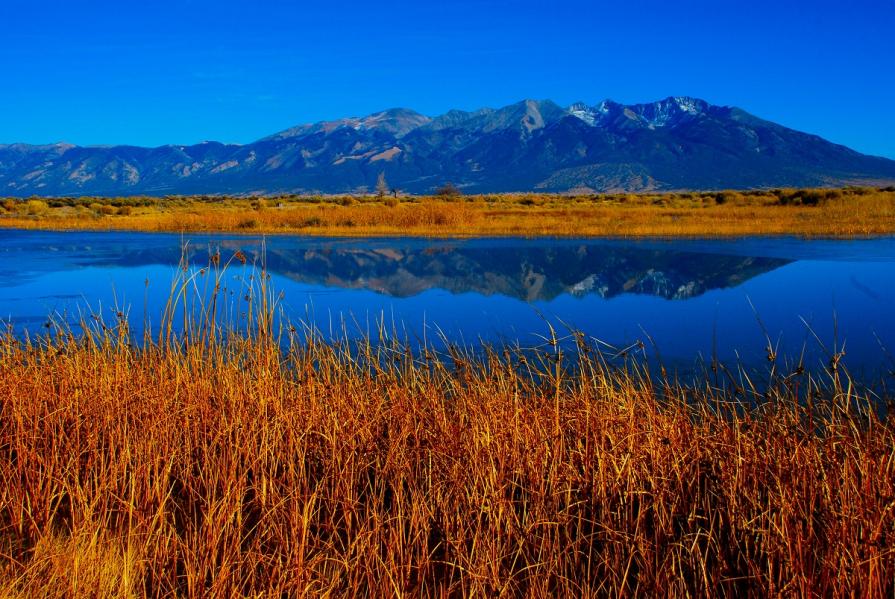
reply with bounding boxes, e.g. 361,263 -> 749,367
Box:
3,96 -> 895,196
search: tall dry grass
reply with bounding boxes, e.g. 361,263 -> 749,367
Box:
1,186 -> 894,237
0,256 -> 893,597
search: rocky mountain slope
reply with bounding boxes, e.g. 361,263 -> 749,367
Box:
3,97 -> 894,196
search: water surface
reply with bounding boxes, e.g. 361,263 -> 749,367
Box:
1,230 -> 893,376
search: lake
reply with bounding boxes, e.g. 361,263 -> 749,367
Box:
1,230 -> 893,377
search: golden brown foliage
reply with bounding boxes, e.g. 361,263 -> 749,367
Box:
1,186 -> 894,237
0,261 -> 893,596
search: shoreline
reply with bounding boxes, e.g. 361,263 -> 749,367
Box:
2,213 -> 893,595
1,187 -> 894,238
3,223 -> 895,241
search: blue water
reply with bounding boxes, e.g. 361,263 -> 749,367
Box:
0,230 -> 893,377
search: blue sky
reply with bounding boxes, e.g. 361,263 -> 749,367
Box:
1,0 -> 893,158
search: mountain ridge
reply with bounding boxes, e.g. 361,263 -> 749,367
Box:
2,96 -> 894,196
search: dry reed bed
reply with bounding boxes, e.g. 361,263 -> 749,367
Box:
0,255 -> 893,597
2,187 -> 895,237
0,323 -> 893,596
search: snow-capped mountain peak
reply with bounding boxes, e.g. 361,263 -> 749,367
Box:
568,102 -> 597,126
672,96 -> 704,114
567,96 -> 705,128
3,96 -> 894,195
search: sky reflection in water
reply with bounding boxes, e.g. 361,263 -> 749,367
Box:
0,230 -> 893,377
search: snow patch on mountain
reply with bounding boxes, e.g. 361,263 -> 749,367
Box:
568,102 -> 597,126
565,97 -> 707,128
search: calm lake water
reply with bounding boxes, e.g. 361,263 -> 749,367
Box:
1,230 -> 894,377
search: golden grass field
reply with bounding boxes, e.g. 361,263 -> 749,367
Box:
2,186 -> 895,237
0,261 -> 892,597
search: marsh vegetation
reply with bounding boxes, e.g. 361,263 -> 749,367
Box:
1,186 -> 894,237
0,257 -> 892,596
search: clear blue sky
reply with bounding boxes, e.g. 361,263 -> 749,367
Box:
1,0 -> 893,158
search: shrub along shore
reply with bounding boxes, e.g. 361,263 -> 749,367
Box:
0,261 -> 892,596
1,186 -> 894,237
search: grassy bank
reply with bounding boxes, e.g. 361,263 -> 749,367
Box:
0,261 -> 892,597
2,186 -> 895,237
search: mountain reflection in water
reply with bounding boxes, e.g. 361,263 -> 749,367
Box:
262,244 -> 789,301
1,232 -> 893,374
0,233 -> 789,301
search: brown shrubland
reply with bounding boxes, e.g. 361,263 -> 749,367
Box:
0,258 -> 892,597
1,186 -> 894,237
